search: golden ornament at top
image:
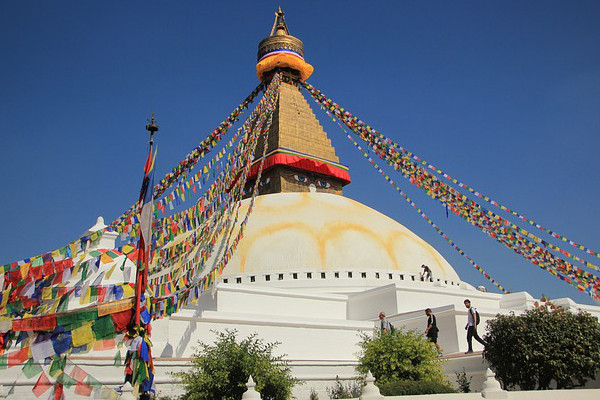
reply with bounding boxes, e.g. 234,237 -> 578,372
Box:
256,7 -> 314,82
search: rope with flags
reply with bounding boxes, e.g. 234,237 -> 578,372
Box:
321,106 -> 510,293
301,80 -> 599,300
0,74 -> 282,399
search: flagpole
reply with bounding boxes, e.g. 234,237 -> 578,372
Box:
126,114 -> 158,400
134,113 -> 158,328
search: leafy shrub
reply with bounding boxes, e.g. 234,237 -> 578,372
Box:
309,387 -> 319,400
175,329 -> 299,400
483,302 -> 600,390
455,368 -> 472,393
356,328 -> 445,385
378,380 -> 457,396
325,377 -> 363,398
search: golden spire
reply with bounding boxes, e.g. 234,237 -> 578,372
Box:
270,6 -> 290,36
256,7 -> 314,82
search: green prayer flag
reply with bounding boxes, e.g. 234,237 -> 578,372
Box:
93,316 -> 115,340
0,354 -> 8,370
49,356 -> 66,378
56,308 -> 97,327
135,361 -> 149,384
90,287 -> 98,302
56,293 -> 70,313
22,358 -> 42,379
57,372 -> 77,388
85,375 -> 103,387
113,350 -> 122,367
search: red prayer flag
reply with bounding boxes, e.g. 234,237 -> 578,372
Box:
8,346 -> 30,367
111,308 -> 133,332
42,262 -> 54,276
12,315 -> 57,331
32,371 -> 52,397
31,266 -> 43,280
71,365 -> 88,382
53,382 -> 63,400
97,286 -> 107,303
74,381 -> 93,397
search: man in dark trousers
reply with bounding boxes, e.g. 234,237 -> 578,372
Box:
464,299 -> 485,353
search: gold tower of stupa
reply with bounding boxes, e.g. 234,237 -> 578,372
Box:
245,8 -> 351,196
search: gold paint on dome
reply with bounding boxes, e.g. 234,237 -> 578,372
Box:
222,193 -> 460,280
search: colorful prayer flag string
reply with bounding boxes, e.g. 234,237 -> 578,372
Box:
301,80 -> 599,300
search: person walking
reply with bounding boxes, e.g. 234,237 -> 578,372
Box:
464,299 -> 485,353
379,311 -> 393,334
424,308 -> 442,354
420,264 -> 432,281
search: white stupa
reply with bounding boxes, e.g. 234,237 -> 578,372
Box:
3,9 -> 599,400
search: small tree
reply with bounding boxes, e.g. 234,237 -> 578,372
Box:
175,329 -> 299,400
483,302 -> 600,390
357,328 -> 445,385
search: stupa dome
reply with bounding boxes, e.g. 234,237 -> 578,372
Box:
221,192 -> 460,282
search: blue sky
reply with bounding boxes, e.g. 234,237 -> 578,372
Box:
1,1 -> 599,305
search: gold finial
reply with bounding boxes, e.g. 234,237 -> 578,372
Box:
257,8 -> 314,82
270,6 -> 290,36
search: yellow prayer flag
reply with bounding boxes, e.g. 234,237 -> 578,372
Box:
1,288 -> 10,307
20,263 -> 30,279
122,284 -> 135,298
70,243 -> 78,257
100,253 -> 113,264
122,244 -> 135,254
80,288 -> 91,305
105,263 -> 118,280
72,321 -> 95,347
42,287 -> 53,301
97,298 -> 134,317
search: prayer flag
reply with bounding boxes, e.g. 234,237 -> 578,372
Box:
31,338 -> 56,362
49,356 -> 66,378
8,346 -> 30,367
74,381 -> 93,397
32,371 -> 52,397
139,148 -> 157,259
71,322 -> 94,347
22,357 -> 43,379
113,350 -> 122,367
71,365 -> 88,382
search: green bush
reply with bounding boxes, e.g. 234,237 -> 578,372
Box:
175,329 -> 299,400
325,377 -> 363,398
378,380 -> 457,396
455,368 -> 472,393
357,328 -> 445,385
483,303 -> 600,390
309,387 -> 319,400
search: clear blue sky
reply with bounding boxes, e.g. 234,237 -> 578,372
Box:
1,1 -> 599,305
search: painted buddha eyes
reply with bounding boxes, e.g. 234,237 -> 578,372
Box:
260,177 -> 270,186
294,174 -> 308,183
292,174 -> 331,189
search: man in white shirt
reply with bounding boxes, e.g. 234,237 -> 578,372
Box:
464,299 -> 485,353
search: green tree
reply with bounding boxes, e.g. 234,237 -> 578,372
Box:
483,303 -> 600,390
357,328 -> 445,385
175,330 -> 299,400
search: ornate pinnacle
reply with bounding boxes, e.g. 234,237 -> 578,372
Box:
269,6 -> 290,36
